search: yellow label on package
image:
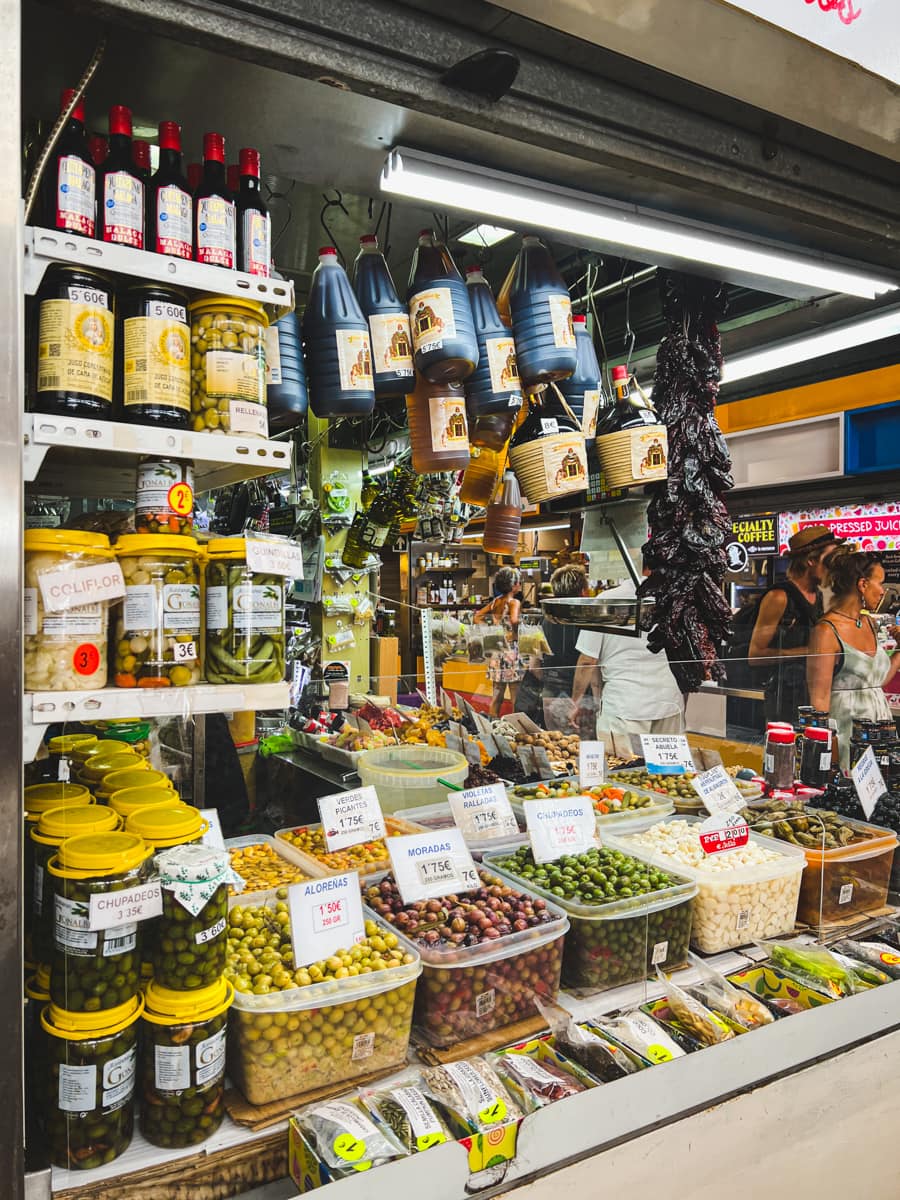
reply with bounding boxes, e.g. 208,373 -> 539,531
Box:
630,426 -> 668,480
410,287 -> 457,354
582,389 -> 601,438
548,293 -> 575,348
542,434 -> 587,496
429,395 -> 469,452
206,350 -> 264,402
369,312 -> 414,375
38,297 -> 113,402
123,313 -> 190,411
335,329 -> 374,391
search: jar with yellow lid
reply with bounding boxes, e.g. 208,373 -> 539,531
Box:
205,538 -> 285,684
95,763 -> 161,803
24,530 -> 116,692
189,296 -> 268,437
154,844 -> 234,990
25,963 -> 52,1134
140,976 -> 233,1147
42,994 -> 143,1168
28,731 -> 99,786
24,782 -> 94,955
124,804 -> 209,851
79,750 -> 146,787
113,534 -> 201,688
72,737 -> 130,766
108,783 -> 180,821
49,832 -> 152,1012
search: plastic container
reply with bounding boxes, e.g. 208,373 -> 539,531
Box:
407,230 -> 478,383
464,266 -> 523,419
42,994 -> 143,1169
509,781 -> 676,835
508,405 -> 587,504
108,783 -> 180,821
124,804 -> 209,851
95,720 -> 152,757
304,246 -> 375,418
24,781 -> 93,821
34,265 -> 116,417
470,410 -> 517,452
153,844 -> 232,989
400,802 -> 527,858
357,745 -> 468,814
509,237 -> 577,386
459,443 -> 503,506
72,737 -> 130,768
265,309 -> 308,432
24,529 -> 116,692
79,751 -> 146,787
113,533 -> 202,687
94,763 -> 159,802
226,834 -> 320,904
405,375 -> 471,474
119,284 -> 191,427
787,810 -> 897,926
140,976 -> 233,1147
205,537 -> 286,684
482,469 -> 523,554
353,234 -> 414,397
275,815 -> 431,876
560,314 -> 603,440
135,457 -> 195,536
189,296 -> 268,436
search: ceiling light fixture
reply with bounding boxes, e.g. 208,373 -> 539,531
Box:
457,223 -> 516,248
381,147 -> 897,301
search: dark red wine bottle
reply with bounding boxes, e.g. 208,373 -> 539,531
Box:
88,134 -> 108,167
43,88 -> 95,237
193,132 -> 235,268
187,162 -> 202,193
226,164 -> 240,197
148,121 -> 192,259
98,105 -> 145,249
132,139 -> 151,183
236,148 -> 271,277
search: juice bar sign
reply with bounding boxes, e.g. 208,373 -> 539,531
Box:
730,516 -> 777,556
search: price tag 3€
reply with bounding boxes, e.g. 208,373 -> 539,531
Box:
387,829 -> 480,905
524,796 -> 598,865
288,870 -> 366,968
318,785 -> 385,852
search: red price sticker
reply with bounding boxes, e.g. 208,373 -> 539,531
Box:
72,643 -> 101,676
313,898 -> 348,933
699,823 -> 750,855
167,482 -> 194,517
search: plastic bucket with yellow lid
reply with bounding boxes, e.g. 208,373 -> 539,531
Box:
124,803 -> 209,850
108,783 -> 180,819
25,781 -> 92,820
79,750 -> 146,785
95,764 -> 165,802
72,737 -> 128,765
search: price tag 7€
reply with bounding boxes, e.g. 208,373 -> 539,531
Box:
317,785 -> 385,852
640,734 -> 695,775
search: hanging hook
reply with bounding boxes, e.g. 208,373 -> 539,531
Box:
320,190 -> 350,265
623,281 -> 636,373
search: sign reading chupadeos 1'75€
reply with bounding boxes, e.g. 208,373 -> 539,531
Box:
386,829 -> 480,905
523,796 -> 599,865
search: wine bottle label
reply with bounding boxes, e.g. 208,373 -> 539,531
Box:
123,303 -> 190,411
369,312 -> 413,376
548,294 -> 576,348
56,156 -> 95,236
241,210 -> 271,277
410,287 -> 457,355
155,185 -> 192,258
485,335 -> 520,396
542,433 -> 587,497
37,289 -> 113,403
429,394 -> 469,452
103,171 -> 144,248
629,426 -> 668,481
335,329 -> 374,392
582,389 -> 601,438
196,197 -> 235,267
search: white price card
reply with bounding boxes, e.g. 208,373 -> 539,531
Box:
318,785 -> 385,852
173,640 -> 198,662
579,740 -> 605,788
524,797 -> 598,865
199,808 -> 225,849
698,811 -> 750,856
692,764 -> 745,815
88,880 -> 162,929
245,535 -> 304,579
39,561 -> 125,613
641,734 -> 695,776
387,829 -> 480,905
852,746 -> 888,820
449,783 -> 518,842
288,870 -> 366,968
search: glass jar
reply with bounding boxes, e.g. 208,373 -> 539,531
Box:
113,534 -> 202,687
120,284 -> 191,427
34,265 -> 116,417
91,720 -> 152,757
139,977 -> 233,1148
154,844 -> 233,989
79,751 -> 147,788
24,530 -> 116,691
24,782 -> 94,959
205,539 -> 285,683
189,296 -> 268,437
124,804 -> 209,853
72,737 -> 129,769
40,733 -> 98,783
764,728 -> 796,790
94,763 -> 157,803
42,994 -> 143,1168
49,832 -> 152,1012
108,783 -> 180,821
135,457 -> 195,536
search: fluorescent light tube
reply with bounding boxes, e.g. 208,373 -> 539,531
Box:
381,147 -> 896,301
457,223 -> 516,247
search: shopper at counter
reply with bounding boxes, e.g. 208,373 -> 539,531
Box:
807,552 -> 900,770
474,566 -> 523,718
519,564 -> 588,726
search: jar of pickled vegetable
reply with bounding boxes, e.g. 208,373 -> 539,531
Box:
205,539 -> 285,683
79,752 -> 147,788
189,297 -> 268,437
24,782 -> 94,957
139,976 -> 233,1147
49,831 -> 152,1012
113,534 -> 201,687
154,844 -> 235,989
135,457 -> 195,535
124,804 -> 209,852
94,763 -> 157,803
42,994 -> 143,1168
108,783 -> 180,821
25,530 -> 118,691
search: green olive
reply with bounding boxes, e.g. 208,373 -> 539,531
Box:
139,1010 -> 227,1148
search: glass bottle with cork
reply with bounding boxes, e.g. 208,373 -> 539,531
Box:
193,132 -> 235,268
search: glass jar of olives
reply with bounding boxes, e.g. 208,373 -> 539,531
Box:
113,534 -> 202,688
108,783 -> 180,821
42,994 -> 143,1169
154,844 -> 235,989
140,976 -> 234,1147
205,539 -> 285,684
24,782 -> 94,958
49,831 -> 152,1012
124,804 -> 209,853
189,296 -> 268,437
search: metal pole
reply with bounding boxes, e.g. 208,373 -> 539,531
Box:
580,266 -> 657,305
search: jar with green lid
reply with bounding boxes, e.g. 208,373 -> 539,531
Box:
120,284 -> 191,428
49,832 -> 152,1012
95,720 -> 151,757
34,265 -> 116,418
140,977 -> 233,1147
124,804 -> 209,851
114,534 -> 202,687
205,538 -> 285,683
154,844 -> 235,989
32,804 -> 121,963
72,737 -> 130,767
189,296 -> 268,437
42,994 -> 143,1168
79,751 -> 147,787
108,782 -> 180,821
95,763 -> 160,803
25,529 -> 116,691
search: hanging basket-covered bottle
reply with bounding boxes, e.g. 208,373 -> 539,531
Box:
559,314 -> 603,443
595,365 -> 668,488
352,234 -> 414,397
405,373 -> 471,474
303,246 -> 375,418
508,399 -> 587,504
510,236 -> 577,387
407,230 -> 478,383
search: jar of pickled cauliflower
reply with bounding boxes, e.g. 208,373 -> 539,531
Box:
25,530 -> 119,691
189,297 -> 268,437
113,535 -> 201,687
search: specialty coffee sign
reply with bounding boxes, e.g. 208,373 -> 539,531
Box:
731,515 -> 777,556
641,734 -> 696,776
524,797 -> 598,864
318,785 -> 385,851
288,871 -> 366,968
387,829 -> 480,904
449,783 -> 518,842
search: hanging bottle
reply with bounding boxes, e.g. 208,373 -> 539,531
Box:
510,236 -> 577,386
148,121 -> 192,259
464,265 -> 522,451
236,148 -> 271,277
43,88 -> 95,238
594,364 -> 668,488
303,246 -> 375,418
352,234 -> 414,397
483,470 -> 523,555
98,105 -> 145,249
405,373 -> 471,474
559,314 -> 604,442
459,443 -> 504,507
193,132 -> 235,268
407,230 -> 478,383
507,398 -> 587,504
266,309 -> 308,433
595,365 -> 659,434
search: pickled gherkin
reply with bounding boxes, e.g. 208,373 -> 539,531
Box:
205,538 -> 285,683
154,844 -> 237,989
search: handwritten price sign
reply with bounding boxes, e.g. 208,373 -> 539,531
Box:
388,829 -> 480,904
318,785 -> 385,852
524,797 -> 598,864
288,871 -> 365,967
699,811 -> 750,856
641,734 -> 695,775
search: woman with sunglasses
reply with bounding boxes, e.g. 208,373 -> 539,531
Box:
807,552 -> 900,770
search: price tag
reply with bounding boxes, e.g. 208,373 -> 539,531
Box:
39,561 -> 125,613
698,811 -> 750,855
245,535 -> 305,579
73,643 -> 101,676
88,880 -> 162,929
288,871 -> 366,968
318,786 -> 385,852
692,764 -> 744,814
387,829 -> 480,905
199,809 -> 225,849
448,783 -> 518,842
524,796 -> 598,865
167,481 -> 194,517
640,734 -> 695,775
579,740 -> 605,788
173,640 -> 197,662
852,746 -> 888,820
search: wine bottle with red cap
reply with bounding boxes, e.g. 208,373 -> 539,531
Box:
98,105 -> 145,249
235,148 -> 271,277
132,140 -> 151,183
226,164 -> 239,197
186,163 -> 202,194
193,132 -> 235,268
148,121 -> 192,259
87,135 -> 108,168
42,88 -> 95,237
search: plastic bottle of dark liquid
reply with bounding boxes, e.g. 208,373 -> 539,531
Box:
194,132 -> 235,268
405,373 -> 471,474
98,105 -> 145,249
148,122 -> 192,260
352,234 -> 414,397
464,265 -> 522,455
43,88 -> 95,237
510,236 -> 577,386
483,470 -> 522,555
303,246 -> 375,418
266,309 -> 308,433
560,313 -> 603,441
407,230 -> 478,383
236,148 -> 271,278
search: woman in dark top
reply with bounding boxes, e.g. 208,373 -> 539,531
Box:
519,564 -> 587,724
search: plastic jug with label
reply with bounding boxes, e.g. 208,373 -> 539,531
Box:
352,234 -> 414,398
266,309 -> 308,433
459,443 -> 504,506
510,236 -> 577,386
560,314 -> 604,442
405,373 -> 471,473
482,470 -> 522,555
303,247 -> 375,418
465,266 -> 523,414
407,230 -> 478,383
